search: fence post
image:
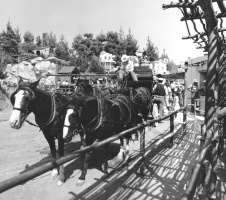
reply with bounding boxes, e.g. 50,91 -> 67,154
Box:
139,126 -> 145,176
169,114 -> 174,147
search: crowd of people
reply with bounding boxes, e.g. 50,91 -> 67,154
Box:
152,77 -> 185,122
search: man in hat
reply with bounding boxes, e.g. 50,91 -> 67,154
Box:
187,79 -> 199,112
119,54 -> 138,81
153,77 -> 168,119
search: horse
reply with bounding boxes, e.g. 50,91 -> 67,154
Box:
62,87 -> 134,186
9,77 -> 72,186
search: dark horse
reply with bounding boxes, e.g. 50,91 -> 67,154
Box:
62,85 -> 134,186
9,77 -> 71,186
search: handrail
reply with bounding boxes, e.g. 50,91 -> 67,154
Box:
0,107 -> 186,194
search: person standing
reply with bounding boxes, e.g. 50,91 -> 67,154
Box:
165,81 -> 172,111
153,77 -> 168,120
187,79 -> 199,112
173,92 -> 180,118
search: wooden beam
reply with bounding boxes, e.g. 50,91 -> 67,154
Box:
181,12 -> 226,21
162,1 -> 199,10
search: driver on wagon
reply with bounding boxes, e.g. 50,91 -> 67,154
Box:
118,54 -> 138,81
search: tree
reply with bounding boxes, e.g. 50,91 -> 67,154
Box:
23,31 -> 34,43
48,31 -> 57,55
55,34 -> 69,61
144,36 -> 159,61
125,28 -> 138,56
89,56 -> 104,74
36,36 -> 42,47
0,20 -> 20,56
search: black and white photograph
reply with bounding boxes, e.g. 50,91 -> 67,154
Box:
0,0 -> 226,199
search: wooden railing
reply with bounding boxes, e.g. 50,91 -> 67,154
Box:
0,107 -> 186,194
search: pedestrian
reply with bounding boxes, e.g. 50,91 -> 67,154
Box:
187,79 -> 199,111
153,77 -> 168,120
165,81 -> 172,111
173,92 -> 180,118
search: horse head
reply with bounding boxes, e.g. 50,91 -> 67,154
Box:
9,77 -> 40,129
62,92 -> 85,143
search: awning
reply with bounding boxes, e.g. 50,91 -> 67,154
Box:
58,66 -> 80,74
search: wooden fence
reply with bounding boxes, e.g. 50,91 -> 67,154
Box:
0,108 -> 186,194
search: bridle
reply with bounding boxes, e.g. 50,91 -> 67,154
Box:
10,87 -> 36,114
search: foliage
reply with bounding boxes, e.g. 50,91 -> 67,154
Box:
48,32 -> 57,55
55,34 -> 69,61
19,42 -> 37,53
167,60 -> 176,72
125,28 -> 138,56
0,20 -> 20,57
144,36 -> 159,61
36,36 -> 42,47
23,31 -> 34,43
89,56 -> 104,74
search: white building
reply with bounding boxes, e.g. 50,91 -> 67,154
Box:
99,51 -> 116,73
151,58 -> 169,75
32,47 -> 50,58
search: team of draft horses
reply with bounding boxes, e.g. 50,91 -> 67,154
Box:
10,58 -> 187,186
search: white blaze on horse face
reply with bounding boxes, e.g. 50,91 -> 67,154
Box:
9,90 -> 26,127
63,109 -> 74,139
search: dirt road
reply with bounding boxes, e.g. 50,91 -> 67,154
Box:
0,110 -> 225,200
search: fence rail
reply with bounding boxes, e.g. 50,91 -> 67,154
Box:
0,107 -> 186,194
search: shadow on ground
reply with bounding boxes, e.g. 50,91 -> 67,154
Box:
64,120 -> 203,200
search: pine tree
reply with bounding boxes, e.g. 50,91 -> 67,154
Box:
55,35 -> 69,61
125,28 -> 138,56
36,36 -> 42,47
144,36 -> 159,61
0,20 -> 20,56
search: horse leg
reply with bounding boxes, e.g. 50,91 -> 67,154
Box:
102,143 -> 110,175
57,138 -> 65,186
117,137 -> 125,161
44,134 -> 58,180
77,136 -> 92,187
80,132 -> 85,149
124,137 -> 130,164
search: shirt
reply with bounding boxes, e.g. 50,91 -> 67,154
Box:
121,60 -> 134,72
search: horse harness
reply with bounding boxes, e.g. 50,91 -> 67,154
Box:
76,93 -> 132,134
10,87 -> 70,129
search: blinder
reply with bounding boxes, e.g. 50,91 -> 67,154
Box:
10,87 -> 36,113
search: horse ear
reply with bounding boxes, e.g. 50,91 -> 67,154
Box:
30,78 -> 41,89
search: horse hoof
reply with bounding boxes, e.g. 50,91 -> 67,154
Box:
101,173 -> 108,179
57,180 -> 64,186
76,179 -> 85,187
50,169 -> 58,180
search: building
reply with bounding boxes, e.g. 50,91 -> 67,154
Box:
99,51 -> 116,73
186,55 -> 208,112
33,46 -> 50,57
151,58 -> 169,75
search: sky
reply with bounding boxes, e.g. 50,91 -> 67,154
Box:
0,0 -> 207,64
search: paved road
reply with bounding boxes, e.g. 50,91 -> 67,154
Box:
0,110 -> 225,200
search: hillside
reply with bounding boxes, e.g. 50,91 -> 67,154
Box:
0,84 -> 12,111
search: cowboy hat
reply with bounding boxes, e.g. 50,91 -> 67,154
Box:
121,54 -> 129,63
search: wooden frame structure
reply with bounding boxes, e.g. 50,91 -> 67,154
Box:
163,1 -> 226,199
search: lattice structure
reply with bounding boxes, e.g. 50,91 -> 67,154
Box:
163,1 -> 226,199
